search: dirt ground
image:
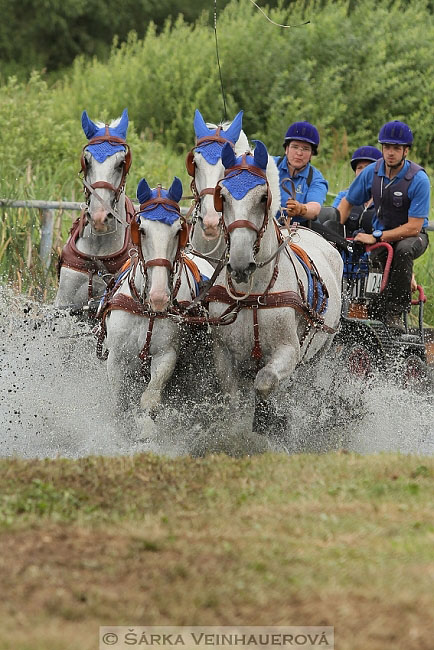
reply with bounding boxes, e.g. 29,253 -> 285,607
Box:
0,452 -> 433,650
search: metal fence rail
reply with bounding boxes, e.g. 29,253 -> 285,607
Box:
0,198 -> 192,269
1,198 -> 433,270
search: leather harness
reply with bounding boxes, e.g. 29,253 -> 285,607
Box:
57,196 -> 135,302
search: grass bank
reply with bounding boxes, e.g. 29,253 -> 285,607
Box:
0,452 -> 433,650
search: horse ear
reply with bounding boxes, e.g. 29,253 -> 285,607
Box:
81,110 -> 98,140
117,108 -> 129,139
168,176 -> 183,203
252,140 -> 268,170
137,178 -> 152,204
194,109 -> 212,139
221,142 -> 236,169
224,110 -> 244,144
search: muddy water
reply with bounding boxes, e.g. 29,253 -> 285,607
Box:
0,287 -> 432,459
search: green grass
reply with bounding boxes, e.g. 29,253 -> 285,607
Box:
0,453 -> 433,650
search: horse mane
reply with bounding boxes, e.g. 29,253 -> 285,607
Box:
265,155 -> 281,220
93,115 -> 123,129
206,121 -> 250,156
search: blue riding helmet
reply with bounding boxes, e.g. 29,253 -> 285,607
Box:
283,121 -> 320,155
350,145 -> 382,171
378,121 -> 413,146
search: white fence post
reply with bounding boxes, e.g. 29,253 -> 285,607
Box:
39,208 -> 55,270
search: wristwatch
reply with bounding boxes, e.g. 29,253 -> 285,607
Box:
372,229 -> 383,243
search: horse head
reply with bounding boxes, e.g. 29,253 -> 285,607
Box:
134,177 -> 186,312
80,109 -> 131,233
215,140 -> 279,285
186,109 -> 248,241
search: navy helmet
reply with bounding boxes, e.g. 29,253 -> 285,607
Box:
378,121 -> 413,146
350,145 -> 382,171
284,121 -> 320,155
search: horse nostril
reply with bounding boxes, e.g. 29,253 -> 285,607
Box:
227,263 -> 233,274
248,262 -> 257,275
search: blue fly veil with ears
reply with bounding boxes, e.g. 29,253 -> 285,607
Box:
220,140 -> 268,200
193,108 -> 243,165
82,108 -> 129,163
136,177 -> 183,226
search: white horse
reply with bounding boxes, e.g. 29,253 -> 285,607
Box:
99,176 -> 214,416
208,141 -> 343,434
55,109 -> 134,313
186,109 -> 249,264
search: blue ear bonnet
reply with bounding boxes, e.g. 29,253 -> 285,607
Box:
82,109 -> 128,163
222,154 -> 266,200
136,178 -> 183,226
194,108 -> 243,166
196,141 -> 226,166
86,140 -> 126,164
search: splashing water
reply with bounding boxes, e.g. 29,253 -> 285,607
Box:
0,287 -> 432,459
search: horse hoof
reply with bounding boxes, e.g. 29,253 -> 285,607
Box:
254,367 -> 278,399
140,391 -> 162,414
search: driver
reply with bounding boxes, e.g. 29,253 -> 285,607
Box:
274,121 -> 328,226
337,120 -> 430,328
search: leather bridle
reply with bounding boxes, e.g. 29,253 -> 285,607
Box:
214,154 -> 272,256
185,127 -> 237,218
80,124 -> 132,223
129,187 -> 189,302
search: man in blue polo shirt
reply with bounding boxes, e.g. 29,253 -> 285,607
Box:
275,121 -> 328,226
338,120 -> 430,328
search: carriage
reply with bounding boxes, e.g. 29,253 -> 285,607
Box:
316,207 -> 432,386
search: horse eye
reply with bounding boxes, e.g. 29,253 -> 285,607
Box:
260,194 -> 267,203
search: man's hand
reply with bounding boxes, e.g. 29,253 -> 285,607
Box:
411,273 -> 418,292
286,199 -> 307,217
354,232 -> 376,245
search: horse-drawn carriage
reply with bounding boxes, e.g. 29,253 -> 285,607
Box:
55,108 -> 431,449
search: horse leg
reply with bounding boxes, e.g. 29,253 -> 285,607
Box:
252,343 -> 298,437
55,268 -> 88,309
106,348 -> 138,414
140,347 -> 178,416
254,343 -> 298,400
212,342 -> 239,401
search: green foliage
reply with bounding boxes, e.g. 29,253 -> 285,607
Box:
0,0 -> 241,81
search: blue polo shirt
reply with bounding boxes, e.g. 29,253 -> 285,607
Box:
274,156 -> 328,223
332,189 -> 348,208
346,159 -> 430,230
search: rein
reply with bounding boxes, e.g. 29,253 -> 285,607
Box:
81,178 -> 130,227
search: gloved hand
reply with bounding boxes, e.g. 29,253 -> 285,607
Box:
286,199 -> 307,217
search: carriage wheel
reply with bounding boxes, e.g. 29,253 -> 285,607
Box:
402,355 -> 429,389
347,343 -> 373,378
